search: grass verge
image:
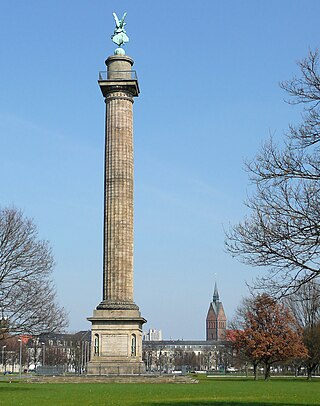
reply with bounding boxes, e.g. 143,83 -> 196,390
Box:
0,376 -> 319,406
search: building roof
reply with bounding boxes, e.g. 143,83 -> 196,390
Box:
208,281 -> 226,320
212,281 -> 219,302
142,340 -> 230,350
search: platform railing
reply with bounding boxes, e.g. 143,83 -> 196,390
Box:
98,70 -> 138,81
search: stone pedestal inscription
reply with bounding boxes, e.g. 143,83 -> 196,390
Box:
102,335 -> 128,357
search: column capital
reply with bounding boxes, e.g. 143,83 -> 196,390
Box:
98,81 -> 139,98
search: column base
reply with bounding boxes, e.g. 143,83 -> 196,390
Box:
96,300 -> 139,310
87,307 -> 146,376
87,360 -> 146,375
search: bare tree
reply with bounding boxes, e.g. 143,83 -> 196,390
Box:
0,207 -> 68,339
225,50 -> 320,296
285,281 -> 320,379
284,281 -> 320,328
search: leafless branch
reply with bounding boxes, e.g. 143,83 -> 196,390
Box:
225,49 -> 320,296
0,206 -> 68,339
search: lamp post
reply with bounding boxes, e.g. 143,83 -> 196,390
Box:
18,339 -> 22,379
81,341 -> 84,374
83,341 -> 87,374
41,342 -> 45,366
77,345 -> 80,375
2,345 -> 6,373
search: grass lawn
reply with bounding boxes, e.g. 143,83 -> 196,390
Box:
0,376 -> 319,406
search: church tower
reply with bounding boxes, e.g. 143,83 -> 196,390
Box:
206,282 -> 227,341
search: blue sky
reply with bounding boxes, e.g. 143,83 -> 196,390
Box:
1,1 -> 319,339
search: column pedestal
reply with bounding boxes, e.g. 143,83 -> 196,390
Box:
87,309 -> 146,375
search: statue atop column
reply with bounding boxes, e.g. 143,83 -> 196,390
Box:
111,12 -> 129,55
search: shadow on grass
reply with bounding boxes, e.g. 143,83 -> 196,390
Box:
140,402 -> 309,406
198,377 -> 314,383
0,385 -> 36,392
202,378 -> 257,382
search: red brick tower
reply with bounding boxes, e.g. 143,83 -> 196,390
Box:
206,283 -> 227,341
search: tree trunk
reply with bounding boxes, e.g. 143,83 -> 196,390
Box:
307,364 -> 314,380
264,363 -> 271,380
253,362 -> 258,380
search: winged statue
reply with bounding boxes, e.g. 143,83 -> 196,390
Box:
111,12 -> 129,47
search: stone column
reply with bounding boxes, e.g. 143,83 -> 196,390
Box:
87,55 -> 146,375
98,55 -> 137,309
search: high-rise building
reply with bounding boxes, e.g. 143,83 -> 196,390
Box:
142,329 -> 163,341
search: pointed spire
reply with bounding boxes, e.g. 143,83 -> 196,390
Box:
212,281 -> 219,302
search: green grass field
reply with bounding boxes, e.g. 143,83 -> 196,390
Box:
0,377 -> 319,406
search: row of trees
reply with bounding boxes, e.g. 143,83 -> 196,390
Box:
0,207 -> 68,340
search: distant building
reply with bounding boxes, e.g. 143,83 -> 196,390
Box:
26,331 -> 91,373
142,339 -> 232,372
143,328 -> 163,341
0,331 -> 91,374
206,282 -> 227,341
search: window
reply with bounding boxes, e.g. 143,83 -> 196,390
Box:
94,334 -> 99,356
131,334 -> 136,356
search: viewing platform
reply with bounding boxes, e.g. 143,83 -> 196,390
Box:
98,70 -> 138,81
98,70 -> 139,97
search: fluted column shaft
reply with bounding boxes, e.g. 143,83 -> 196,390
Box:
103,90 -> 134,303
97,55 -> 139,310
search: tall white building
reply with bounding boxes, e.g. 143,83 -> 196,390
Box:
143,329 -> 163,341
